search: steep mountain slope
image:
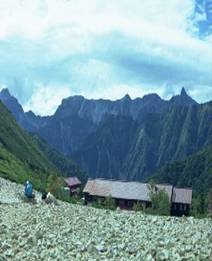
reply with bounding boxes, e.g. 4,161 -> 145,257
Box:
0,101 -> 55,189
0,88 -> 211,181
0,88 -> 48,132
31,134 -> 88,184
0,101 -> 85,189
151,145 -> 212,196
73,115 -> 138,180
123,102 -> 212,180
73,102 -> 212,180
0,89 -> 24,122
0,101 -> 54,171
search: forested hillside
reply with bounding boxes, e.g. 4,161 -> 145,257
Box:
0,101 -> 86,190
152,146 -> 212,196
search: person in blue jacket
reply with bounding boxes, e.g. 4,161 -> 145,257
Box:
24,180 -> 34,198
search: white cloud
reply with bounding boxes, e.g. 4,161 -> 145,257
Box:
0,0 -> 211,115
21,83 -> 169,115
23,83 -> 72,115
81,84 -> 147,101
0,0 -> 195,39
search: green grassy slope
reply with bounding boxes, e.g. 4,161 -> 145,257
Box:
0,145 -> 49,191
0,101 -> 86,190
0,102 -> 55,171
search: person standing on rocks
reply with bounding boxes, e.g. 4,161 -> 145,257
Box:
24,180 -> 35,199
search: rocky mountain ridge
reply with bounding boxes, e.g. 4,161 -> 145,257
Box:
0,88 -> 211,181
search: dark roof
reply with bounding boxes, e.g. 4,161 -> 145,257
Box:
83,179 -> 173,202
64,177 -> 81,187
172,187 -> 192,204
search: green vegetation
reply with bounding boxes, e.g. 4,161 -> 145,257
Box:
0,102 -> 56,191
0,102 -> 55,173
206,189 -> 212,217
45,174 -> 83,204
74,101 -> 212,181
146,182 -> 171,216
47,174 -> 64,195
190,195 -> 206,218
152,146 -> 212,217
0,145 -> 48,191
132,201 -> 144,212
152,146 -> 212,195
91,201 -> 105,209
0,101 -> 86,194
103,195 -> 116,210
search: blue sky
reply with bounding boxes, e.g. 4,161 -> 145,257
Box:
0,0 -> 212,115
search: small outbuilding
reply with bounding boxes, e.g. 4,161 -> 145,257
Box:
171,187 -> 192,216
64,177 -> 81,196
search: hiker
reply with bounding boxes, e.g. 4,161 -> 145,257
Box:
45,192 -> 57,204
41,191 -> 48,200
24,180 -> 35,199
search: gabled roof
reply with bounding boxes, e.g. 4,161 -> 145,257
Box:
172,187 -> 192,204
64,177 -> 81,187
83,179 -> 173,202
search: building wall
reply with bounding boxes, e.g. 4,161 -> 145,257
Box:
171,203 -> 190,216
69,184 -> 81,196
85,194 -> 151,210
84,193 -> 191,216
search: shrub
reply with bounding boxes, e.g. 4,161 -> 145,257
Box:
47,174 -> 64,196
104,195 -> 116,210
206,189 -> 212,217
92,201 -> 104,209
147,182 -> 171,216
132,201 -> 144,212
191,194 -> 207,218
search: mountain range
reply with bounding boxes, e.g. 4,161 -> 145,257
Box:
0,88 -> 211,182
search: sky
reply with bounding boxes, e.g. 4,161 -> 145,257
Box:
0,0 -> 212,115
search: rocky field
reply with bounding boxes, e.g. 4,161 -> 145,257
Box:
0,177 -> 212,261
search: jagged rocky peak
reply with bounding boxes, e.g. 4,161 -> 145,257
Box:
26,110 -> 34,116
0,88 -> 11,98
0,87 -> 25,120
122,94 -> 131,101
25,110 -> 37,119
170,87 -> 197,106
180,87 -> 188,97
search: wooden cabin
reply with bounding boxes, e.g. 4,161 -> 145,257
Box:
83,179 -> 192,216
64,177 -> 81,196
